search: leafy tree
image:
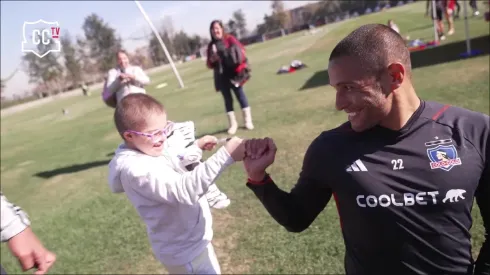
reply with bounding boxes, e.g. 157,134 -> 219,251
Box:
257,13 -> 281,34
60,31 -> 82,86
173,31 -> 192,57
81,13 -> 122,74
226,19 -> 237,36
149,31 -> 174,65
148,17 -> 176,65
232,9 -> 248,38
22,34 -> 63,95
1,68 -> 18,98
271,0 -> 291,29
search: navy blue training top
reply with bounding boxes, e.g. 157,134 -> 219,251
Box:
248,100 -> 490,275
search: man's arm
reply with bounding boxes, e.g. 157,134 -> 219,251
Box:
1,192 -> 30,242
246,138 -> 332,233
474,158 -> 490,275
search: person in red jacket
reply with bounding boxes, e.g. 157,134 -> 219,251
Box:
206,20 -> 254,135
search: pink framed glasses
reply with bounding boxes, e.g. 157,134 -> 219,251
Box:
125,122 -> 174,143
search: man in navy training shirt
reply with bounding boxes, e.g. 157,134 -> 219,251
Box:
242,24 -> 489,275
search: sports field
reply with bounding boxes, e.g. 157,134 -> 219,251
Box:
1,2 -> 489,274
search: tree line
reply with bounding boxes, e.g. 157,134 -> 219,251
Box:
17,0 -> 396,99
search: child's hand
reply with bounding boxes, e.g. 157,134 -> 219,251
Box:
197,135 -> 218,151
224,137 -> 246,161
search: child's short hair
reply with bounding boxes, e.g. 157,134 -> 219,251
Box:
114,94 -> 165,138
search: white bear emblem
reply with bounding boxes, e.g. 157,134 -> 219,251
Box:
442,189 -> 466,203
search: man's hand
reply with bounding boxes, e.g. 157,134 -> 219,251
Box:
197,135 -> 218,151
7,227 -> 56,275
244,138 -> 277,181
224,137 -> 246,161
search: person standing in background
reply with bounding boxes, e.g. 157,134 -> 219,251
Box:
206,20 -> 254,135
1,192 -> 56,275
426,0 -> 449,40
105,50 -> 150,106
470,0 -> 480,16
445,0 -> 456,35
453,0 -> 461,19
387,19 -> 400,34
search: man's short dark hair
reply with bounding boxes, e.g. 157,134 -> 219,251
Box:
114,94 -> 165,137
329,24 -> 412,77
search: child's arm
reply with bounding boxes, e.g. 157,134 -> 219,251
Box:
124,145 -> 236,205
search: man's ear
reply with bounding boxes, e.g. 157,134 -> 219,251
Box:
387,63 -> 405,90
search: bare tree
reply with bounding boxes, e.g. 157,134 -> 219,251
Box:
161,16 -> 175,38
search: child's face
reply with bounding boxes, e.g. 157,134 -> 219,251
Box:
123,112 -> 171,157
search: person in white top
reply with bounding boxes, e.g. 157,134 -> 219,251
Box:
165,121 -> 232,209
387,19 -> 400,34
107,93 -> 246,274
0,192 -> 56,275
105,50 -> 150,105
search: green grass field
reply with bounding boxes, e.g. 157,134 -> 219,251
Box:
1,2 -> 489,274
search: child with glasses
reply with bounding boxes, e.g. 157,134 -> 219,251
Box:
108,93 -> 246,274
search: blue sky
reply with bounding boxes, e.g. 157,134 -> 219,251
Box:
1,0 -> 317,98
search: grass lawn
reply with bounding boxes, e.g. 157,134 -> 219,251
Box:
1,2 -> 489,274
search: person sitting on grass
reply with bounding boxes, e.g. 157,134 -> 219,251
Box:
107,93 -> 246,274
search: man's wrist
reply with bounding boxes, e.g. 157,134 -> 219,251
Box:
247,172 -> 271,185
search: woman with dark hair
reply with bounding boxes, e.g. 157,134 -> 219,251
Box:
206,20 -> 253,135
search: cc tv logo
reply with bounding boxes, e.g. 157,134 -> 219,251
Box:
22,19 -> 61,58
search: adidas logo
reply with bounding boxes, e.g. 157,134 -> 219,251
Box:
346,159 -> 368,172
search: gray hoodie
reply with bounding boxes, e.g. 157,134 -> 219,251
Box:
107,143 -> 234,266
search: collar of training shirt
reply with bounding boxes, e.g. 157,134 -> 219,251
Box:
362,98 -> 426,139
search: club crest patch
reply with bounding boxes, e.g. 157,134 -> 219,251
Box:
426,144 -> 462,171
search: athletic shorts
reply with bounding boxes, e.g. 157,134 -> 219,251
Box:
433,7 -> 443,21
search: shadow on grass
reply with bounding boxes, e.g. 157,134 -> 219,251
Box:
410,34 -> 489,69
33,160 -> 110,179
299,35 -> 489,91
299,70 -> 330,91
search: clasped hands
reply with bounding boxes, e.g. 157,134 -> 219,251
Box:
119,73 -> 135,85
197,136 -> 277,182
